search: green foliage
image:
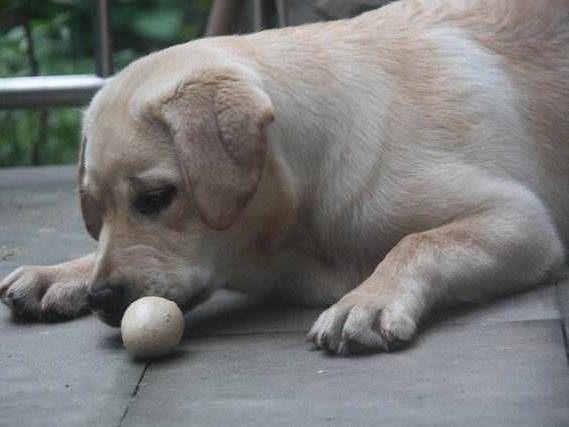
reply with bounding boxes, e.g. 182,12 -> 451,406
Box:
0,0 -> 212,167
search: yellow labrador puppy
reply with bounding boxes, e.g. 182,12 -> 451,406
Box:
2,0 -> 568,354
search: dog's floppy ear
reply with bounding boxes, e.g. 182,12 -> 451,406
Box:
159,76 -> 274,229
78,135 -> 102,240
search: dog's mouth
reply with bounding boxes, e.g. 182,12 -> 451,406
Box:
86,286 -> 129,328
90,288 -> 211,327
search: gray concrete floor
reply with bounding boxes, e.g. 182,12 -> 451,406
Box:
1,166 -> 568,427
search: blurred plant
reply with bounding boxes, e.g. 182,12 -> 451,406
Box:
0,0 -> 212,167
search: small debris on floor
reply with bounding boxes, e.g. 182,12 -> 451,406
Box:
38,228 -> 55,234
0,247 -> 22,261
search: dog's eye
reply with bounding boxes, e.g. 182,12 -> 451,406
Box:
134,186 -> 177,216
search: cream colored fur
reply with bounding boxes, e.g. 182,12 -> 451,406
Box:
2,0 -> 568,354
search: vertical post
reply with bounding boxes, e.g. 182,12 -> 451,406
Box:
93,0 -> 113,77
253,0 -> 264,31
275,0 -> 286,27
253,0 -> 261,31
254,0 -> 278,31
206,0 -> 247,36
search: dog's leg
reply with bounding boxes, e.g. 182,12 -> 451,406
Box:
307,190 -> 565,355
0,253 -> 95,321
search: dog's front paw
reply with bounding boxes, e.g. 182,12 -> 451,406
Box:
0,264 -> 90,321
306,292 -> 418,355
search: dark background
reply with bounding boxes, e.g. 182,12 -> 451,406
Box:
0,0 -> 391,167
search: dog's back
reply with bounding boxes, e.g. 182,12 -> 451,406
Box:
397,0 -> 569,241
359,0 -> 569,168
253,0 -> 569,245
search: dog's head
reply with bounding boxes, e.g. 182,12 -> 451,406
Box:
79,45 -> 277,326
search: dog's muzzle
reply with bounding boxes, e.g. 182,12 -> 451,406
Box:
87,284 -> 128,327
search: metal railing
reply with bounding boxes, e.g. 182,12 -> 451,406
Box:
0,0 -> 113,110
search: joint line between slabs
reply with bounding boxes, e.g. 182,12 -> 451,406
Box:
117,361 -> 151,427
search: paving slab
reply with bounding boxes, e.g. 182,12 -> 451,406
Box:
0,314 -> 145,427
122,321 -> 569,427
1,166 -> 568,426
0,165 -> 96,269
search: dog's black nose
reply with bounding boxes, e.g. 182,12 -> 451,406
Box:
87,285 -> 126,327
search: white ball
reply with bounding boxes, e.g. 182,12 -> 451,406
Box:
121,296 -> 185,359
